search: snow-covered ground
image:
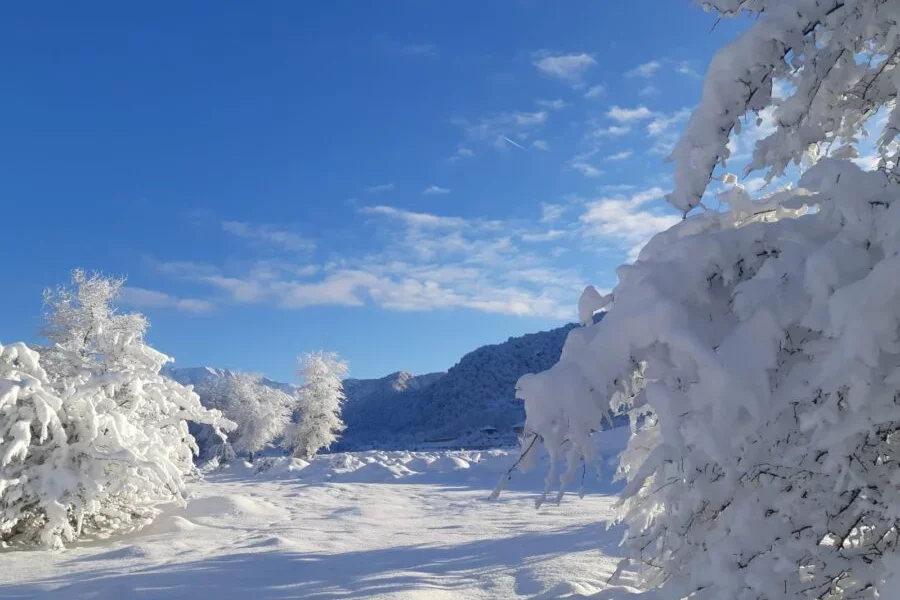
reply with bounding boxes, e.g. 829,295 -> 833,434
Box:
0,429 -> 633,600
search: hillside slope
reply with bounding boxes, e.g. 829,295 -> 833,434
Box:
336,324 -> 578,450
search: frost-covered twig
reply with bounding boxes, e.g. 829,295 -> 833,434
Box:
488,432 -> 539,501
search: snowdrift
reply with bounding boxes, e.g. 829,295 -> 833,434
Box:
230,425 -> 631,491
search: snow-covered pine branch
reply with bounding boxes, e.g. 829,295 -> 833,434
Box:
0,270 -> 234,548
513,1 -> 900,598
670,0 -> 900,214
283,351 -> 348,460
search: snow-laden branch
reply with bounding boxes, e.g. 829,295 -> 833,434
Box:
511,2 -> 900,596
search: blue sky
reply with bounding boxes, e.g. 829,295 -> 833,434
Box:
0,2 -> 754,381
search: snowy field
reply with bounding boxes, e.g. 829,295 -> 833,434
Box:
0,429 -> 633,600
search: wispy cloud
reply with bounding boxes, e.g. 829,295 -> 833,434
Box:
532,52 -> 597,87
453,110 -> 548,150
646,108 -> 692,156
607,150 -> 634,161
447,147 -> 475,163
520,230 -> 568,242
360,205 -> 464,228
531,140 -> 549,151
120,286 -> 215,314
590,125 -> 631,138
571,162 -> 604,178
607,105 -> 654,123
365,183 -> 396,194
540,203 -> 567,223
222,221 -> 316,253
422,185 -> 451,196
153,203 -> 590,319
639,84 -> 659,97
626,60 -> 662,79
647,108 -> 691,136
584,84 -> 606,99
675,61 -> 703,79
535,98 -> 568,110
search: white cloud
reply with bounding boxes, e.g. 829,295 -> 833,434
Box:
626,60 -> 662,79
422,185 -> 451,196
647,108 -> 691,136
250,260 -> 320,279
571,163 -> 603,178
533,52 -> 597,87
269,271 -> 374,309
580,187 -> 678,260
675,61 -> 703,79
649,138 -> 677,157
119,286 -> 215,314
365,183 -> 396,193
199,275 -> 267,304
607,105 -> 654,123
531,140 -> 549,151
639,84 -> 660,97
590,125 -> 631,138
521,230 -> 568,242
447,147 -> 475,163
154,201 -> 595,320
598,183 -> 638,194
540,203 -> 567,223
607,150 -> 633,161
535,98 -> 567,110
584,84 -> 606,99
644,108 -> 693,156
361,205 -> 464,228
513,112 -> 547,127
222,221 -> 315,253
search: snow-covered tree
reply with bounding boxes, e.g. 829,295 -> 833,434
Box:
0,342 -> 71,547
197,373 -> 293,460
0,270 -> 233,548
512,2 -> 900,598
283,351 -> 348,459
40,269 -> 148,381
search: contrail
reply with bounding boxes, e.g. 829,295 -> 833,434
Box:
503,136 -> 527,151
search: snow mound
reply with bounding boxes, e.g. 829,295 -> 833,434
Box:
246,426 -> 629,493
140,515 -> 202,535
183,493 -> 288,521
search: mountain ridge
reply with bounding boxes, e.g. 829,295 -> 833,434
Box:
166,322 -> 580,450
